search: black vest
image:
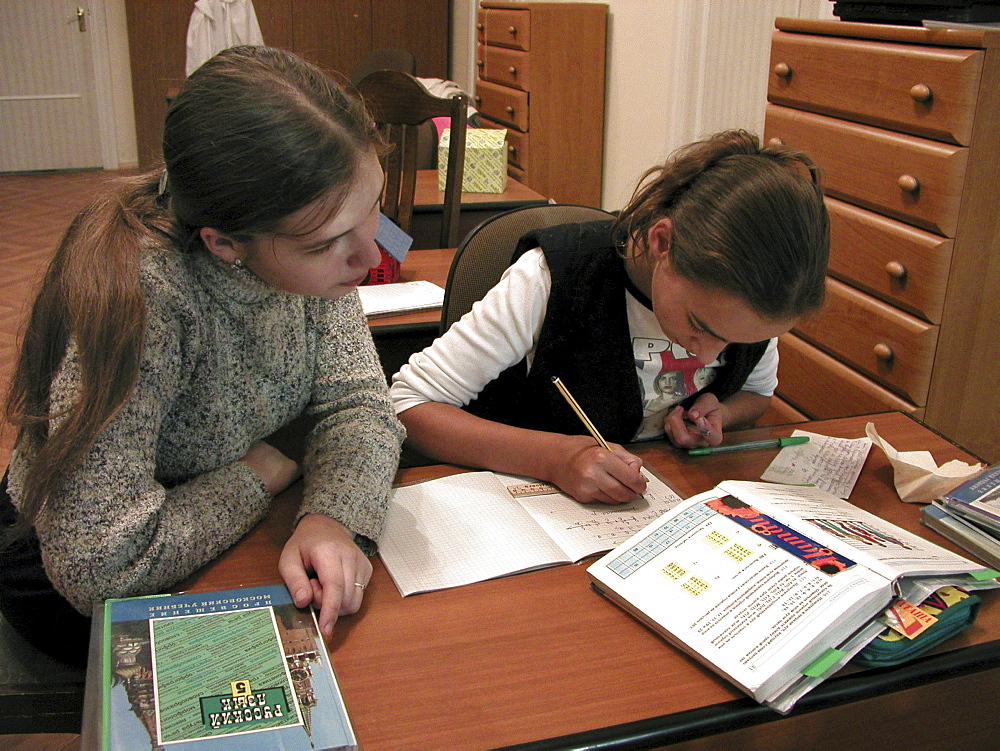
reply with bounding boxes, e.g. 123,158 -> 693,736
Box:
465,220 -> 768,443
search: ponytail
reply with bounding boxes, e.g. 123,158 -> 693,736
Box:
4,171 -> 175,528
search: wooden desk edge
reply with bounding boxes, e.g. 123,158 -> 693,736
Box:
178,411 -> 1000,749
498,638 -> 1000,750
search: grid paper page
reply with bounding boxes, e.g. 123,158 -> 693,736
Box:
379,472 -> 569,596
508,471 -> 685,562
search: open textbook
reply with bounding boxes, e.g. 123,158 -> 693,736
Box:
379,470 -> 684,596
587,481 -> 1000,714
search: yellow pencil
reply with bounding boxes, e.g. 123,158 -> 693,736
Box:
551,376 -> 612,451
552,376 -> 651,499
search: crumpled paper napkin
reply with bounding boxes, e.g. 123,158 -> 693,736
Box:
866,422 -> 983,503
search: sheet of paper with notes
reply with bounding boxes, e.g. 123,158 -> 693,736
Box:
378,470 -> 684,597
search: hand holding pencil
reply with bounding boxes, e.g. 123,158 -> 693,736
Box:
664,395 -> 724,448
551,377 -> 648,504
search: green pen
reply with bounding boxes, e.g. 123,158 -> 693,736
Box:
687,435 -> 810,456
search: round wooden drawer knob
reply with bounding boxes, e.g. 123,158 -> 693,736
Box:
767,136 -> 784,146
509,66 -> 517,76
506,105 -> 515,115
477,59 -> 484,67
873,343 -> 894,362
508,145 -> 518,159
774,62 -> 792,78
909,83 -> 932,102
885,261 -> 907,279
508,25 -> 517,35
898,174 -> 920,193
474,95 -> 482,105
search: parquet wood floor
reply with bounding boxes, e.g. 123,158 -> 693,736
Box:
0,169 -> 136,472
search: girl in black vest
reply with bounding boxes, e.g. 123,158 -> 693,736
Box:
390,131 -> 829,505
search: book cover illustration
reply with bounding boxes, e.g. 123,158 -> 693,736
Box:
942,463 -> 1000,534
103,584 -> 355,750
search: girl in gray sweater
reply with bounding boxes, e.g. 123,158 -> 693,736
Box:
0,46 -> 404,666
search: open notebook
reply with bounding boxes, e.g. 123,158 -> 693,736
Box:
378,470 -> 684,596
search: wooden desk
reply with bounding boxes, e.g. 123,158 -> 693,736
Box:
367,246 -> 455,331
409,169 -> 548,250
178,412 -> 1000,750
366,246 -> 456,379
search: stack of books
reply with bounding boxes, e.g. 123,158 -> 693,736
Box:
921,463 -> 1000,570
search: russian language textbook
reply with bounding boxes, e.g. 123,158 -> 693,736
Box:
587,481 -> 1000,713
81,584 -> 356,750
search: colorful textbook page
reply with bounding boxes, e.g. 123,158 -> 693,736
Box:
587,481 -> 1000,713
99,585 -> 356,750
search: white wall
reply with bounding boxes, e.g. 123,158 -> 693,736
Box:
451,0 -> 836,210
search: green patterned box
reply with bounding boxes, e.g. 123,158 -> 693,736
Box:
438,128 -> 508,193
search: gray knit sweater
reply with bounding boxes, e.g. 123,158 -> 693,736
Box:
8,247 -> 405,615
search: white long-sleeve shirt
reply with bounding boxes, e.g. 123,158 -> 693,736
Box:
390,248 -> 778,441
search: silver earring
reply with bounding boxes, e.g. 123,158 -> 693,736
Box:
232,258 -> 245,271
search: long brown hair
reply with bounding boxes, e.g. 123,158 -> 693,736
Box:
4,46 -> 379,529
613,129 -> 829,319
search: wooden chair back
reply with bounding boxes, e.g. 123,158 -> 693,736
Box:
355,70 -> 468,248
349,48 -> 416,85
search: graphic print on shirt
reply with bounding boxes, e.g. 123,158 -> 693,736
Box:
633,336 -> 717,440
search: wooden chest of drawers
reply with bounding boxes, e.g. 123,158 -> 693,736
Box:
476,2 -> 607,206
763,18 -> 1000,462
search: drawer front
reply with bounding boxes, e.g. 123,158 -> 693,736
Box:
508,162 -> 527,183
827,197 -> 953,324
793,277 -> 938,404
765,104 -> 968,237
479,44 -> 531,91
776,333 -> 919,418
480,117 -> 529,170
475,79 -> 529,132
504,126 -> 528,170
478,8 -> 530,50
768,31 -> 983,146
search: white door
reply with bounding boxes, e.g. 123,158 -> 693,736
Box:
0,0 -> 103,171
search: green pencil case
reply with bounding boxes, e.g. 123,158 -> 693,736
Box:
854,587 -> 981,668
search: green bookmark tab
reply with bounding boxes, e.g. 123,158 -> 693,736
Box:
970,569 -> 1000,581
802,648 -> 844,677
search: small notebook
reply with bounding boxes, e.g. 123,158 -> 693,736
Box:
357,280 -> 445,318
